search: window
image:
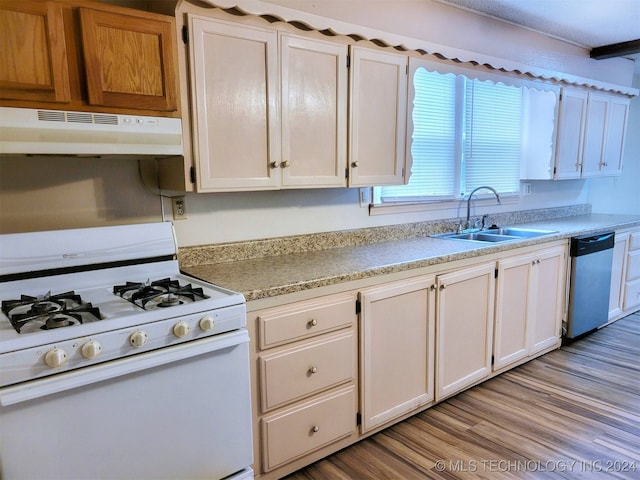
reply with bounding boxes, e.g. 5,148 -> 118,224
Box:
374,66 -> 523,205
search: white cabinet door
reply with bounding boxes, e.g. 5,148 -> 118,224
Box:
359,276 -> 435,433
581,92 -> 609,178
280,33 -> 348,188
609,232 -> 630,321
348,45 -> 407,187
554,88 -> 587,179
602,96 -> 630,176
530,246 -> 567,354
436,263 -> 495,401
494,254 -> 533,370
189,16 -> 280,191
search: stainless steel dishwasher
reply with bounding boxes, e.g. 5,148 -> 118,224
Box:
566,231 -> 615,339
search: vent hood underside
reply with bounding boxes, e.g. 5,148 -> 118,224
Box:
0,107 -> 183,156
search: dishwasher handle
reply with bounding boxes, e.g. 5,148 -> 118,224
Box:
570,231 -> 615,257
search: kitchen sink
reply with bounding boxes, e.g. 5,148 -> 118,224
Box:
432,227 -> 558,243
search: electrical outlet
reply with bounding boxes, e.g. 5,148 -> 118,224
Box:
523,183 -> 532,196
172,196 -> 187,220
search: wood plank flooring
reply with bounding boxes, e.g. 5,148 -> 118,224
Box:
285,312 -> 640,479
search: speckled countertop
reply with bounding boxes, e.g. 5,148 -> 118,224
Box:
180,210 -> 640,302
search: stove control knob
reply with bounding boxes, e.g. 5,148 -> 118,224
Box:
199,315 -> 215,332
81,340 -> 102,359
173,321 -> 190,338
129,330 -> 149,348
44,348 -> 68,368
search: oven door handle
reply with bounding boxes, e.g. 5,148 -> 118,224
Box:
0,330 -> 249,407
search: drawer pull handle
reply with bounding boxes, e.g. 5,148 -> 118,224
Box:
311,425 -> 320,433
308,366 -> 318,374
308,318 -> 318,327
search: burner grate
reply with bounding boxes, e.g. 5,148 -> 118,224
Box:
113,278 -> 209,310
1,292 -> 102,334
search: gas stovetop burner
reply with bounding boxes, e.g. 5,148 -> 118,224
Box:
113,278 -> 210,310
1,291 -> 102,334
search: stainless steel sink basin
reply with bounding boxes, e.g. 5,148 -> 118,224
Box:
445,232 -> 518,242
484,227 -> 558,238
432,227 -> 558,243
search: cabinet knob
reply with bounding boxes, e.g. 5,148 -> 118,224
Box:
351,161 -> 359,168
311,425 -> 320,433
281,160 -> 290,168
308,318 -> 318,327
308,366 -> 318,374
270,161 -> 279,169
439,284 -> 446,290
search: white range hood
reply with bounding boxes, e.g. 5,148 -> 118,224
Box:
0,107 -> 183,156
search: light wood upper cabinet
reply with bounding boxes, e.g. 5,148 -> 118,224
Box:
348,45 -> 408,187
359,276 -> 435,433
189,16 -> 279,191
0,0 -> 179,116
0,0 -> 71,103
78,8 -> 178,111
435,263 -> 495,401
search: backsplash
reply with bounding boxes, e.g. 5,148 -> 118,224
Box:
178,204 -> 592,267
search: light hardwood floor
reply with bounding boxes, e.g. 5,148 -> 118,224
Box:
285,312 -> 640,479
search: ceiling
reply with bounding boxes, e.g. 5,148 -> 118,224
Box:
435,0 -> 640,72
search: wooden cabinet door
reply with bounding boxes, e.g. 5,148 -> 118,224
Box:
359,276 -> 435,433
0,0 -> 70,103
436,263 -> 495,401
530,246 -> 566,354
188,16 -> 280,191
79,7 -> 178,112
581,92 -> 609,178
554,88 -> 587,179
280,33 -> 347,188
494,254 -> 533,370
602,96 -> 630,176
349,46 -> 407,187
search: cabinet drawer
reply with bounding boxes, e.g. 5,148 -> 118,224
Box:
261,386 -> 355,471
258,292 -> 354,348
629,231 -> 640,251
626,250 -> 640,282
623,279 -> 640,311
260,330 -> 354,411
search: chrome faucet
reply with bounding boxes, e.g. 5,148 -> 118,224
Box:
465,186 -> 501,230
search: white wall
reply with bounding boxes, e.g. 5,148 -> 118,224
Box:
588,73 -> 640,215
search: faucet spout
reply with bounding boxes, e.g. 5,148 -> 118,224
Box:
465,186 -> 501,230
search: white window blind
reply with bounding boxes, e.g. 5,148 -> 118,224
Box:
375,67 -> 524,205
463,80 -> 522,194
377,69 -> 457,202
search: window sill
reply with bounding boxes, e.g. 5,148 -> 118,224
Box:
369,194 -> 520,216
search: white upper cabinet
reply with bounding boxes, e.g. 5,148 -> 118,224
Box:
552,88 -> 630,180
601,95 -> 630,176
348,46 -> 408,187
189,17 -> 280,191
188,17 -> 348,192
280,33 -> 348,188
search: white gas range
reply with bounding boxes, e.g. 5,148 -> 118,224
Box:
0,222 -> 253,480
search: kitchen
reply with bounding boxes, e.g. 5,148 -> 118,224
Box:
1,0 -> 639,479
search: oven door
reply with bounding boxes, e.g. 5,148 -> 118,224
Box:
0,330 -> 253,480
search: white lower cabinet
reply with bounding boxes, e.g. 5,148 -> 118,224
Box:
248,242 -> 570,478
358,276 -> 435,433
623,229 -> 640,312
435,262 -> 496,401
494,246 -> 567,371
